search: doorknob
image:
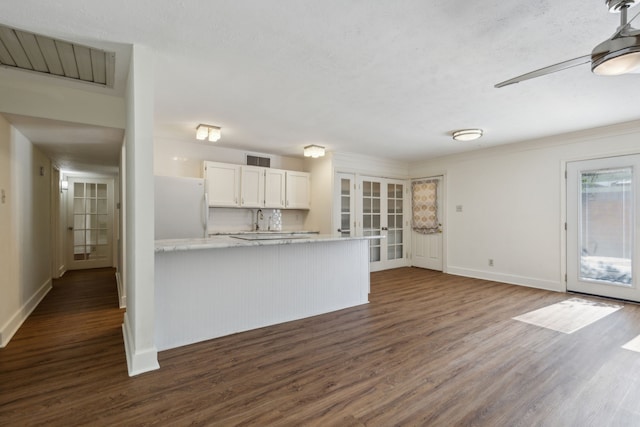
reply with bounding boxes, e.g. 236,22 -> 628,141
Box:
68,227 -> 73,231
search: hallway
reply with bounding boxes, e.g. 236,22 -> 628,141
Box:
0,268 -> 129,423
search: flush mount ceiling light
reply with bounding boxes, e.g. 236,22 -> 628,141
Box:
196,124 -> 221,142
452,129 -> 483,142
303,145 -> 325,158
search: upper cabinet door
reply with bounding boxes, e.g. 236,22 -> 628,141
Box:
286,171 -> 310,209
240,166 -> 265,208
203,161 -> 240,207
265,168 -> 286,208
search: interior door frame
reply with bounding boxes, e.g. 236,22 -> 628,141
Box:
563,152 -> 640,300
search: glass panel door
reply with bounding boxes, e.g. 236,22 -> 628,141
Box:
567,155 -> 640,301
67,177 -> 114,270
362,179 -> 382,263
387,183 -> 404,261
358,176 -> 408,272
334,173 -> 356,237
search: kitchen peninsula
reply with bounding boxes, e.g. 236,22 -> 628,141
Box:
154,234 -> 372,351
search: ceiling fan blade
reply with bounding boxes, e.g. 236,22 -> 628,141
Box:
495,55 -> 592,88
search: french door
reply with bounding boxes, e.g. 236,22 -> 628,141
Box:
567,155 -> 640,301
334,173 -> 356,237
358,176 -> 408,272
67,177 -> 114,270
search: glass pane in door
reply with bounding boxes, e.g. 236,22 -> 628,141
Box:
340,178 -> 352,237
363,180 -> 381,262
73,182 -> 110,262
387,183 -> 404,260
580,167 -> 633,286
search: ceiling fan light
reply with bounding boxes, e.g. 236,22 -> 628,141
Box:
452,129 -> 483,141
592,49 -> 640,75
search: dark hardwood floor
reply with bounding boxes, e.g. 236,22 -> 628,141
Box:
2,267 -> 640,426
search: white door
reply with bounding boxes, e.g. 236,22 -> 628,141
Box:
334,173 -> 356,236
358,176 -> 408,272
567,155 -> 640,301
411,177 -> 443,271
67,177 -> 114,270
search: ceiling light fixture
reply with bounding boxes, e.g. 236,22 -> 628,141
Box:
592,39 -> 640,75
593,2 -> 640,75
196,124 -> 221,142
303,145 -> 325,158
452,129 -> 483,141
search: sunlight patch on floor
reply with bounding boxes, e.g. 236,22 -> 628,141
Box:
513,297 -> 622,334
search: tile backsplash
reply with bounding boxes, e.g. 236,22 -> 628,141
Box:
208,208 -> 307,233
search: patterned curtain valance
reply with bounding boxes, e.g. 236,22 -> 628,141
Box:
412,179 -> 439,234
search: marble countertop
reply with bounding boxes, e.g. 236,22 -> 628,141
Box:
155,234 -> 380,253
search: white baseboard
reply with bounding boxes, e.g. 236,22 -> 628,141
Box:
122,314 -> 159,376
0,278 -> 52,348
115,271 -> 126,309
57,264 -> 66,279
447,266 -> 562,293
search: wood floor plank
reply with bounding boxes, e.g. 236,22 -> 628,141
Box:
2,266 -> 640,426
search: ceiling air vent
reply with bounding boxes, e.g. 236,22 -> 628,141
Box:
0,24 -> 115,88
246,155 -> 271,168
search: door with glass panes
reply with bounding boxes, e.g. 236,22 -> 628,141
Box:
334,173 -> 356,237
567,155 -> 640,301
358,176 -> 408,272
67,177 -> 114,270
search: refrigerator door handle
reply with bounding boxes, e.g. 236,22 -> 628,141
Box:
203,193 -> 209,237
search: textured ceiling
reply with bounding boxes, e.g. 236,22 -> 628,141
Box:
1,0 -> 639,166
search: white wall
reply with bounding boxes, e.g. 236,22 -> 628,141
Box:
121,45 -> 159,376
304,153 -> 334,234
0,75 -> 125,129
154,137 -> 304,178
0,115 -> 52,347
409,120 -> 640,292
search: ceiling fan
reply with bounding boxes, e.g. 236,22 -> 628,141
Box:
496,0 -> 640,88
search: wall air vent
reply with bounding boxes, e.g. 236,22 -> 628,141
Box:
246,155 -> 271,168
0,24 -> 115,88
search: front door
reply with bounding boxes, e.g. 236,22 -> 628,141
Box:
567,155 -> 640,301
67,177 -> 114,270
411,176 -> 443,271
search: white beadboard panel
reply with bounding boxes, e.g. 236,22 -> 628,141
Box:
155,239 -> 370,351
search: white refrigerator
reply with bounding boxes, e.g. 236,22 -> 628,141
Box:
154,175 -> 208,239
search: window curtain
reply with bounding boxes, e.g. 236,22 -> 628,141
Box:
412,179 -> 439,234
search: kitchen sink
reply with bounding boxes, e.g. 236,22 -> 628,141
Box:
230,234 -> 309,241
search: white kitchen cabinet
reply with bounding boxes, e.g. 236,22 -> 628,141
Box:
264,168 -> 286,208
203,161 -> 310,209
203,161 -> 240,207
286,171 -> 310,209
240,166 -> 265,207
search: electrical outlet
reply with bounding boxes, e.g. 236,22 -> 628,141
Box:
488,259 -> 494,267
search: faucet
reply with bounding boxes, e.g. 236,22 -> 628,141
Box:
255,209 -> 263,231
